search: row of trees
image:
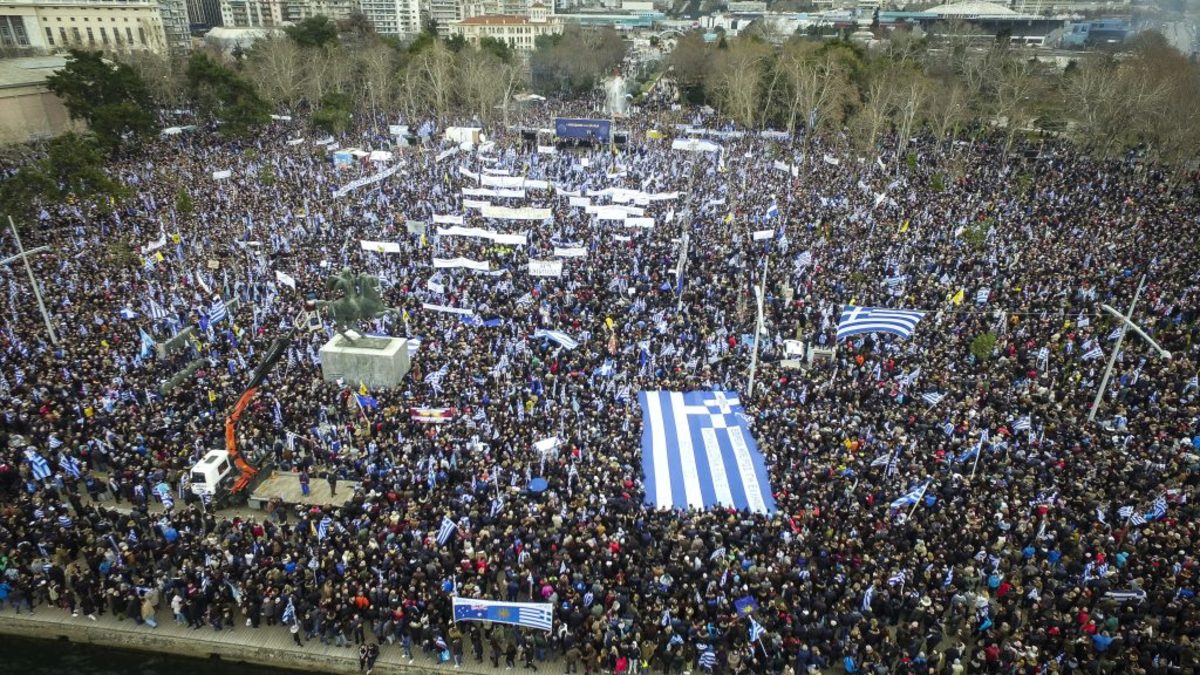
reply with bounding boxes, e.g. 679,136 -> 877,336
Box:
671,26 -> 1200,166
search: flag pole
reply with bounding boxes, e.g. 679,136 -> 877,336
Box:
970,437 -> 984,479
906,480 -> 929,521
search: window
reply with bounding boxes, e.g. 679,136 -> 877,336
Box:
126,26 -> 133,42
71,27 -> 81,43
45,26 -> 54,45
59,27 -> 67,43
99,27 -> 107,44
138,26 -> 145,44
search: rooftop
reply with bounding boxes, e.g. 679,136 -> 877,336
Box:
0,56 -> 67,90
459,13 -> 544,24
925,0 -> 1018,15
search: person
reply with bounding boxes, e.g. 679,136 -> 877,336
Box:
291,620 -> 303,647
298,469 -> 310,497
365,642 -> 380,674
327,470 -> 338,497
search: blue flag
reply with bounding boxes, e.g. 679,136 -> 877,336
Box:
734,595 -> 760,617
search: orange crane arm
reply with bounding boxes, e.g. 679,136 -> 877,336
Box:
225,331 -> 294,494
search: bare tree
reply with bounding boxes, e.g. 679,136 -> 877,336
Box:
773,39 -> 858,137
707,38 -> 772,128
243,36 -> 306,109
991,50 -> 1044,155
411,42 -> 456,118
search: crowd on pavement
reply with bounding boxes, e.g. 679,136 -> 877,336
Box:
0,98 -> 1199,675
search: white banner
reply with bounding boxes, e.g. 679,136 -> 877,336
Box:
463,200 -> 490,209
433,257 -> 491,272
671,138 -> 722,153
625,217 -> 655,229
422,302 -> 474,316
482,174 -> 524,188
463,187 -> 526,199
587,204 -> 644,217
427,279 -> 445,294
435,147 -> 459,162
528,259 -> 564,277
568,197 -> 591,208
460,167 -> 479,181
212,170 -> 232,180
554,246 -> 587,258
361,240 -> 401,253
436,226 -> 527,246
752,229 -> 774,241
433,214 -> 464,225
406,221 -> 427,236
286,138 -> 305,146
537,145 -> 557,154
590,207 -> 627,221
333,163 -> 403,198
481,205 -> 551,221
274,270 -> 296,289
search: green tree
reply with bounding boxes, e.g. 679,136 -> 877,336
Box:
970,332 -> 997,362
478,36 -> 514,63
45,49 -> 156,152
312,91 -> 354,134
285,15 -> 339,48
0,133 -> 126,220
175,186 -> 194,216
185,53 -> 270,136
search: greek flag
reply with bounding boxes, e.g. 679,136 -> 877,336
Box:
748,617 -> 765,642
698,648 -> 717,670
1117,505 -> 1134,519
1095,506 -> 1107,525
887,570 -> 907,586
1108,326 -> 1124,341
426,363 -> 449,388
532,329 -> 579,350
147,298 -> 170,322
437,515 -> 458,546
1082,345 -> 1103,361
281,597 -> 296,625
317,516 -> 331,541
837,306 -> 925,341
921,392 -> 945,406
1012,416 -> 1032,432
976,288 -> 990,304
209,296 -> 228,324
24,448 -> 52,480
490,496 -> 504,518
452,597 -> 553,631
870,453 -> 890,467
638,390 -> 776,514
862,584 -> 875,612
1130,512 -> 1147,526
797,251 -> 813,268
59,455 -> 81,479
1149,494 -> 1168,520
890,479 -> 930,509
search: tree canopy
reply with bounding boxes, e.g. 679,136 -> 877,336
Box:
45,50 -> 156,152
185,53 -> 271,136
285,15 -> 339,48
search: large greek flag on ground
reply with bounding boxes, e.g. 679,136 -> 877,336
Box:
837,306 -> 925,341
452,597 -> 553,631
639,390 -> 776,514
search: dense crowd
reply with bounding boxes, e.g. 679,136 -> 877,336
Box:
1,101 -> 1199,675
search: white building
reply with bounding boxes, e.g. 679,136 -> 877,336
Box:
284,0 -> 356,22
425,0 -> 463,35
449,2 -> 561,49
159,0 -> 192,51
0,0 -> 169,54
359,0 -> 420,36
219,0 -> 284,27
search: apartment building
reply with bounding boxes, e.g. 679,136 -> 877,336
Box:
0,0 -> 168,54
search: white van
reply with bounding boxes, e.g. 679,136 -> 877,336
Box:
189,450 -> 234,497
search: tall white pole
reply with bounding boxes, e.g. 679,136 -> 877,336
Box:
1087,275 -> 1145,424
747,252 -> 769,399
6,215 -> 58,346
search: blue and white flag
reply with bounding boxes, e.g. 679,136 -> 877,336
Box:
1012,416 -> 1032,432
748,617 -> 765,642
1148,494 -> 1168,521
1082,345 -> 1103,361
437,515 -> 458,546
209,296 -> 228,324
532,329 -> 579,350
888,570 -> 907,587
281,597 -> 296,625
862,584 -> 875,612
426,363 -> 449,388
698,648 -> 717,671
1117,505 -> 1134,519
638,390 -> 776,514
765,202 -> 779,220
921,392 -> 945,406
25,448 -> 52,480
139,328 -> 157,359
59,455 -> 82,479
147,298 -> 169,321
837,306 -> 925,341
317,516 -> 331,541
452,597 -> 553,632
890,479 -> 930,509
976,288 -> 990,304
461,315 -> 503,328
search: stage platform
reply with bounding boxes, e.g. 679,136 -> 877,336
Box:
248,470 -> 360,510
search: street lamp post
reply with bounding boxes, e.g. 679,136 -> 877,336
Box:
3,215 -> 58,346
1087,274 -> 1171,424
747,252 -> 769,399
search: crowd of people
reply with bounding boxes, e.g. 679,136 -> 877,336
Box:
0,99 -> 1198,675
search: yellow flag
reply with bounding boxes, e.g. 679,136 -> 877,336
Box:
402,309 -> 409,323
208,390 -> 217,403
170,233 -> 182,244
898,219 -> 909,234
951,289 -> 965,305
724,213 -> 733,224
154,252 -> 165,262
359,381 -> 368,396
100,339 -> 109,349
420,234 -> 427,247
605,317 -> 615,332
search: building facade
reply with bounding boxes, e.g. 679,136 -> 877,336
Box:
283,0 -> 355,23
159,0 -> 191,50
0,55 -> 82,143
424,0 -> 462,35
450,2 -> 561,49
358,0 -> 420,36
185,0 -> 222,25
0,0 -> 169,54
218,0 -> 284,27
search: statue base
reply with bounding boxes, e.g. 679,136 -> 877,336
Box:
319,334 -> 411,389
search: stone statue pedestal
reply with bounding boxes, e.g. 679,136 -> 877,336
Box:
319,334 -> 410,389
